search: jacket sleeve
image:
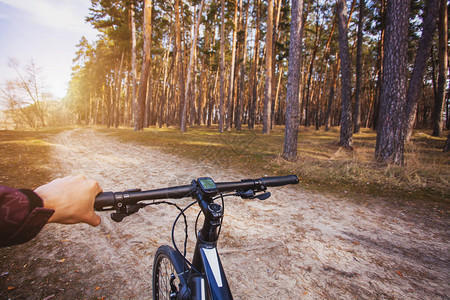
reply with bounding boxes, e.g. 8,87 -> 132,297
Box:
0,186 -> 54,247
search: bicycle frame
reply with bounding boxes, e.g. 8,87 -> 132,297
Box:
94,175 -> 300,299
187,188 -> 233,299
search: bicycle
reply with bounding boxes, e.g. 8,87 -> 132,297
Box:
94,175 -> 299,299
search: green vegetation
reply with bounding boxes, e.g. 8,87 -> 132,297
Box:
102,126 -> 449,203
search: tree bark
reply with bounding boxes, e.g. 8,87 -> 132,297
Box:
219,0 -> 226,133
262,0 -> 273,134
404,0 -> 441,141
248,0 -> 260,130
375,0 -> 410,164
270,0 -> 282,130
181,0 -> 205,132
135,0 -> 152,131
115,52 -> 124,128
174,0 -> 185,130
226,0 -> 239,130
431,0 -> 447,137
236,0 -> 248,131
337,0 -> 353,148
353,0 -> 365,133
373,0 -> 386,131
130,3 -> 137,127
282,0 -> 303,160
325,56 -> 340,131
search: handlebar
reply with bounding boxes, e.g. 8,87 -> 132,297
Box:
94,175 -> 299,210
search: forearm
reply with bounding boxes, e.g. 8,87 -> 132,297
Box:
0,186 -> 54,247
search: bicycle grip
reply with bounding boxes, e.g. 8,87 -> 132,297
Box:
94,192 -> 116,210
260,175 -> 299,187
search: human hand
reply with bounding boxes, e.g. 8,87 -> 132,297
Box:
34,175 -> 102,226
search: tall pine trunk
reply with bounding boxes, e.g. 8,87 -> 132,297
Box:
282,0 -> 303,160
431,0 -> 447,137
262,0 -> 273,134
226,1 -> 239,130
373,0 -> 386,131
181,0 -> 205,132
130,3 -> 137,127
248,0 -> 260,129
325,56 -> 340,131
353,0 -> 365,133
175,0 -> 185,131
404,0 -> 440,141
135,0 -> 152,131
337,0 -> 353,148
219,0 -> 225,133
236,0 -> 248,131
375,0 -> 410,164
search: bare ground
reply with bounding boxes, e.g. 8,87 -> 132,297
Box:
1,128 -> 449,299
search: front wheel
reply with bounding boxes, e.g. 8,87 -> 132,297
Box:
153,245 -> 190,300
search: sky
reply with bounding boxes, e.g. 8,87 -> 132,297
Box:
0,0 -> 98,99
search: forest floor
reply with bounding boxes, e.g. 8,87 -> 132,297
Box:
0,127 -> 449,299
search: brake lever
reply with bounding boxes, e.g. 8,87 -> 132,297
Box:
236,189 -> 255,199
110,203 -> 146,222
111,212 -> 127,222
236,189 -> 271,201
254,192 -> 271,201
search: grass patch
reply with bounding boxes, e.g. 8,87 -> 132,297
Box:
1,125 -> 447,203
0,128 -> 63,188
100,125 -> 449,203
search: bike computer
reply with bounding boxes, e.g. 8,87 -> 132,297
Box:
197,177 -> 219,196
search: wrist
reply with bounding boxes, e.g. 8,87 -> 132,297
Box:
19,189 -> 45,212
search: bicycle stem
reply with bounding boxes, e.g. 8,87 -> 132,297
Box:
191,190 -> 223,274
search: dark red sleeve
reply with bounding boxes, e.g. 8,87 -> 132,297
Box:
0,186 -> 54,247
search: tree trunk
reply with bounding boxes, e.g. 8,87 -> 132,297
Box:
431,0 -> 447,137
181,0 -> 205,132
130,3 -> 137,127
135,0 -> 152,131
375,0 -> 410,164
373,0 -> 386,131
262,0 -> 273,134
353,0 -> 365,133
282,0 -> 303,160
304,10 -> 323,128
270,0 -> 282,130
219,0 -> 226,133
248,0 -> 260,129
404,0 -> 441,141
115,52 -> 124,128
337,0 -> 353,149
325,57 -> 340,131
226,0 -> 239,130
236,0 -> 248,131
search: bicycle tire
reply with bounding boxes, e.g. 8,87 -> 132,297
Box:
153,245 -> 190,300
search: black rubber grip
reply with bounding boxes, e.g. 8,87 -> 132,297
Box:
94,191 -> 116,209
94,185 -> 193,210
260,175 -> 300,187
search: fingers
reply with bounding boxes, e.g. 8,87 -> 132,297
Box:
86,212 -> 102,227
84,178 -> 102,227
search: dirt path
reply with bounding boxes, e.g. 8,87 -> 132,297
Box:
1,128 -> 449,299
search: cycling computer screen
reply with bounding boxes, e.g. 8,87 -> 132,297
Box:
197,177 -> 218,195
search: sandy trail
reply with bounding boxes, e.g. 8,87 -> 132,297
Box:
1,128 -> 448,299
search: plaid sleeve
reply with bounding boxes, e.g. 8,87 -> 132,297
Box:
0,186 -> 54,247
